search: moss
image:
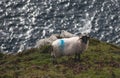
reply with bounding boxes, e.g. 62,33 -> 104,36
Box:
0,38 -> 120,78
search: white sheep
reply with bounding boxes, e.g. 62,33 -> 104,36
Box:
51,34 -> 90,63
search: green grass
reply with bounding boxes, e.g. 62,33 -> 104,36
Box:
0,38 -> 120,78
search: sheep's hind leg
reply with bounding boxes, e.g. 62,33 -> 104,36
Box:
77,53 -> 81,62
51,55 -> 57,64
74,53 -> 81,62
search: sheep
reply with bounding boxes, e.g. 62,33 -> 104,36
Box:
51,34 -> 90,63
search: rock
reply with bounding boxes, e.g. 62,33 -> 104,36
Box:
35,34 -> 58,48
48,34 -> 58,42
35,30 -> 75,48
60,30 -> 74,38
35,38 -> 51,48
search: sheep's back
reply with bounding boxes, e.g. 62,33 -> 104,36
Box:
52,37 -> 81,56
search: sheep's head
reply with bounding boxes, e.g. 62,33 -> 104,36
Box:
80,35 -> 90,44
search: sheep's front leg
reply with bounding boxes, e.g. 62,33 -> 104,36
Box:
74,53 -> 78,62
51,55 -> 57,64
74,53 -> 81,62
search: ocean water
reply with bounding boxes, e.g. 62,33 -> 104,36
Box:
0,0 -> 120,53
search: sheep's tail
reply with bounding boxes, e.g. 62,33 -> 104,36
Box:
49,45 -> 56,58
49,44 -> 53,53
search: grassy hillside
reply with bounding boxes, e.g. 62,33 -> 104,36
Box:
0,38 -> 120,78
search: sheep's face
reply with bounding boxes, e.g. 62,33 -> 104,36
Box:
80,35 -> 90,44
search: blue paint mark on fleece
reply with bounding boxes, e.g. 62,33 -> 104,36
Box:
59,39 -> 65,51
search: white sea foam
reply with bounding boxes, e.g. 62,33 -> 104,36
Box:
0,0 -> 120,53
80,12 -> 97,34
42,30 -> 46,38
18,44 -> 25,53
116,39 -> 120,44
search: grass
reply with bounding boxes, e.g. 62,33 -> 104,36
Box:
0,38 -> 120,78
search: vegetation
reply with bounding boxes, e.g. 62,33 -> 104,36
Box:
0,38 -> 120,78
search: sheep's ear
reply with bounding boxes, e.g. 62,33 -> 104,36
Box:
87,36 -> 90,39
79,36 -> 82,40
87,35 -> 90,38
87,35 -> 90,39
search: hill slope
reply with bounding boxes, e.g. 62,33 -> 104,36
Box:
0,38 -> 120,78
